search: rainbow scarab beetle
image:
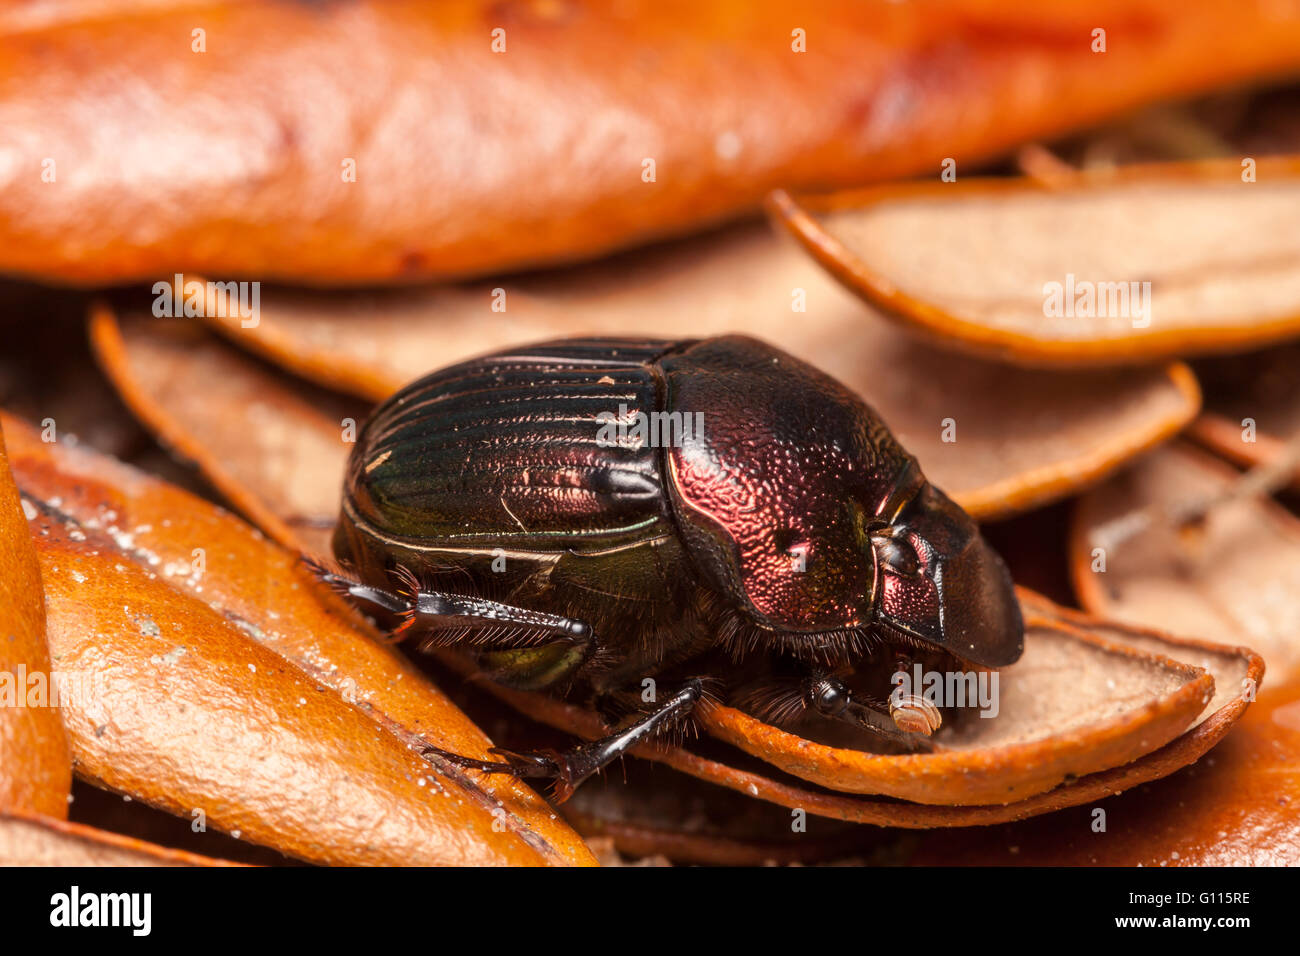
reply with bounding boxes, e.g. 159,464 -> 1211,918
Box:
319,336 -> 1024,800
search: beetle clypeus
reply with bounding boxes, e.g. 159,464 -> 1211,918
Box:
316,336 -> 1024,800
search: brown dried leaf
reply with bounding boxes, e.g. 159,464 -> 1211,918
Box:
563,798 -> 888,867
0,422 -> 72,818
1018,591 -> 1260,734
89,311 -> 361,557
1068,438 -> 1300,863
769,157 -> 1300,366
189,226 -> 1197,520
3,414 -> 595,865
906,653 -> 1297,865
1072,441 -> 1300,684
440,607 -> 1259,828
0,811 -> 242,866
8,2 -> 1300,284
698,613 -> 1212,805
1188,342 -> 1300,490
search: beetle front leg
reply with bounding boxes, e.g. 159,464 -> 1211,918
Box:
423,679 -> 703,803
306,558 -> 591,643
804,674 -> 936,752
306,558 -> 597,689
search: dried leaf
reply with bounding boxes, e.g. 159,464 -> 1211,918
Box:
439,608 -> 1259,828
0,811 -> 243,866
89,311 -> 361,557
8,3 -> 1300,283
185,226 -> 1197,520
564,810 -> 880,867
907,671 -> 1300,865
1188,342 -> 1300,490
698,613 -> 1212,805
1067,448 -> 1294,859
0,422 -> 72,818
559,757 -> 894,865
1072,441 -> 1300,684
1018,591 -> 1261,734
4,414 -> 595,865
769,157 -> 1300,365
26,508 -> 582,865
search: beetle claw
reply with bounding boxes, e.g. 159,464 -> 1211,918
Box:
421,744 -> 583,803
487,746 -> 565,774
489,748 -> 584,802
418,682 -> 702,802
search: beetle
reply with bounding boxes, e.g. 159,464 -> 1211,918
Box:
317,335 -> 1024,800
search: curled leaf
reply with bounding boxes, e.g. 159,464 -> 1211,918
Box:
906,647 -> 1294,865
4,413 -> 595,865
184,225 -> 1197,520
1018,590 -> 1261,734
89,309 -> 361,556
696,613 -> 1212,805
562,768 -> 893,866
0,422 -> 72,818
1188,342 -> 1300,490
769,157 -> 1300,365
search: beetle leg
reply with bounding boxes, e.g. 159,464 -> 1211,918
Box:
804,674 -> 936,752
305,557 -> 594,651
423,679 -> 703,803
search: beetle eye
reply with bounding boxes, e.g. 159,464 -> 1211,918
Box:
874,533 -> 919,576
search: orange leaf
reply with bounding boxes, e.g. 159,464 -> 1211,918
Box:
906,678 -> 1300,865
7,2 -> 1300,283
697,613 -> 1212,806
4,413 -> 595,865
0,421 -> 72,818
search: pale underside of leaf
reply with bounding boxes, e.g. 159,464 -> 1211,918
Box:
0,812 -> 242,867
1072,441 -> 1300,685
184,223 -> 1198,520
770,158 -> 1300,365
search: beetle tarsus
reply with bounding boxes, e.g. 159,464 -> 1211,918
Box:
301,556 -> 411,616
422,744 -> 567,779
421,679 -> 704,802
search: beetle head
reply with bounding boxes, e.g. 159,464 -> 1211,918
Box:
869,477 -> 1023,667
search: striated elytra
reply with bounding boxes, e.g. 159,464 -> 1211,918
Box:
324,336 -> 1024,800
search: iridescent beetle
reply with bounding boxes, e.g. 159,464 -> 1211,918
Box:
319,336 -> 1024,799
